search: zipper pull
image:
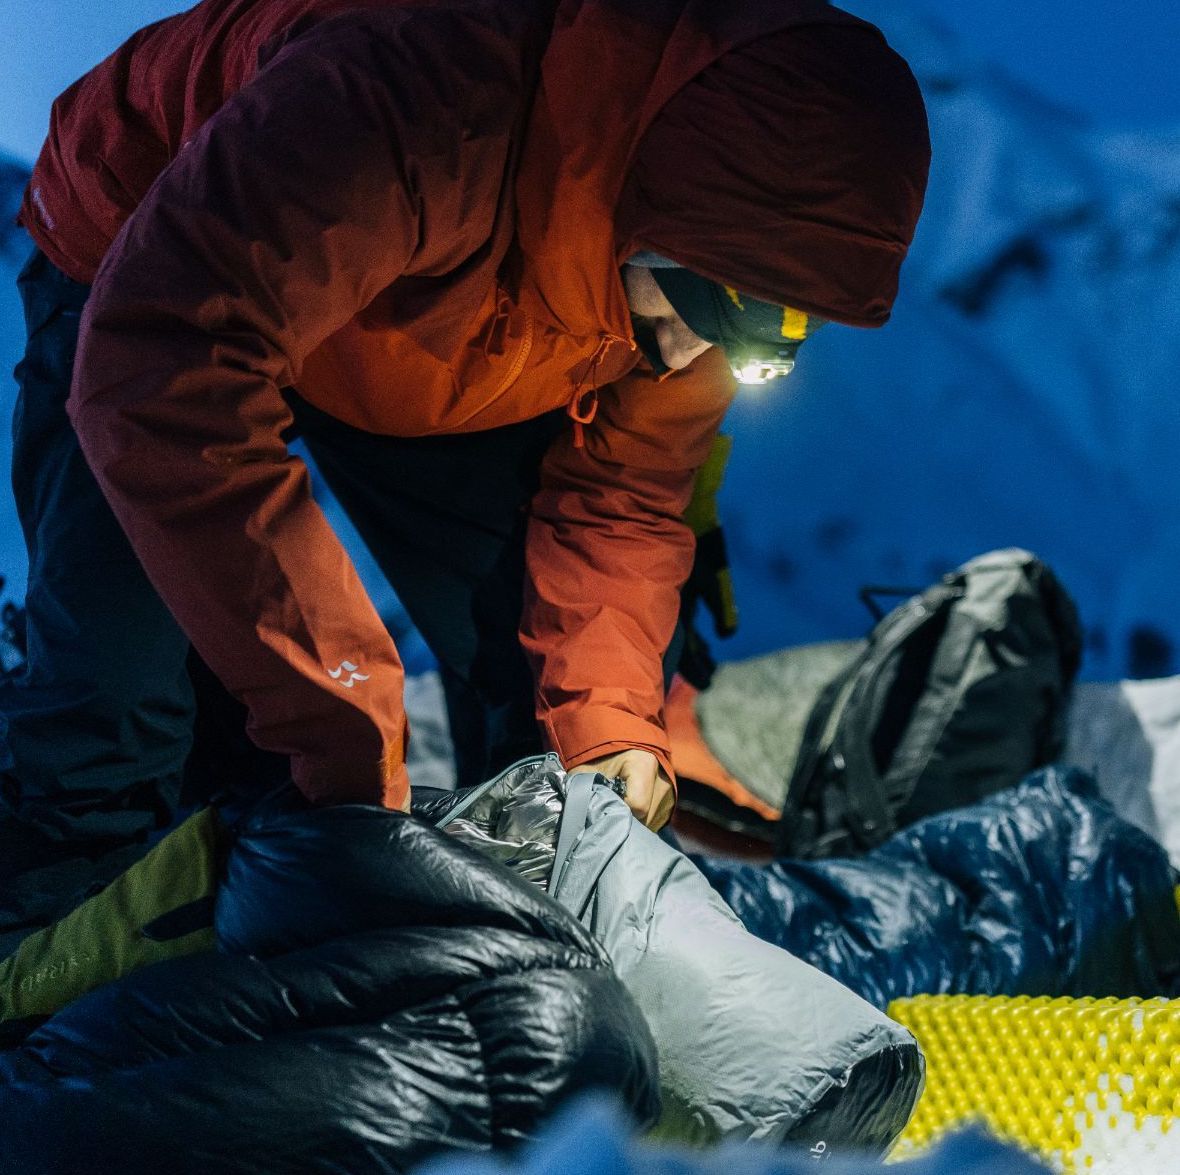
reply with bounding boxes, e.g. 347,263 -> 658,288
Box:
566,333 -> 624,448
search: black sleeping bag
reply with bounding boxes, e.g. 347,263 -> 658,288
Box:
0,806 -> 660,1174
693,767 -> 1180,1007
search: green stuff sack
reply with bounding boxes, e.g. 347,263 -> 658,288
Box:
0,808 -> 225,1024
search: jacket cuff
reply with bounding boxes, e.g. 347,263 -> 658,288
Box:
543,709 -> 677,789
292,726 -> 410,811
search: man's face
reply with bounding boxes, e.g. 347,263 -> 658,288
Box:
622,266 -> 714,371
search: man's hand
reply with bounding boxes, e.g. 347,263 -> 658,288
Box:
579,749 -> 675,831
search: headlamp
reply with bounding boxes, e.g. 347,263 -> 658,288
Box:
730,353 -> 797,386
643,265 -> 822,388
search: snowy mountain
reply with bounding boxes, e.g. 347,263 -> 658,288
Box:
1,2 -> 1178,682
0,158 -> 31,605
719,3 -> 1180,680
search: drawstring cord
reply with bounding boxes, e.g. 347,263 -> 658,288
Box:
567,334 -> 634,448
567,387 -> 598,449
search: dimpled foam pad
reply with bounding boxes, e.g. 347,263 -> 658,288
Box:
888,992 -> 1180,1172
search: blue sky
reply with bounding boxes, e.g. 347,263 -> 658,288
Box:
2,0 -> 1179,164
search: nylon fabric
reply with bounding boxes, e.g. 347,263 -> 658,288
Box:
550,771 -> 598,892
434,757 -> 923,1153
435,754 -> 568,887
617,23 -> 930,324
695,767 -> 1180,1008
0,800 -> 660,1172
0,808 -> 222,1022
573,790 -> 922,1150
777,548 -> 1083,857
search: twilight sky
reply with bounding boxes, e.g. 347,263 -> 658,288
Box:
1,0 -> 1178,165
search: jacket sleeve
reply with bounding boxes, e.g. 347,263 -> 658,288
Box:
521,348 -> 737,780
69,11 -> 515,807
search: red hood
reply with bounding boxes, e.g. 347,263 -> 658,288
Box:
516,0 -> 930,331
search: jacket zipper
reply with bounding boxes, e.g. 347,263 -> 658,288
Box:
492,305 -> 535,399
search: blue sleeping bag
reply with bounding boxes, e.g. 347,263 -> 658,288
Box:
419,1094 -> 1048,1175
691,768 -> 1180,1007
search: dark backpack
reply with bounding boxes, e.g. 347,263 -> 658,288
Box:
776,548 -> 1083,859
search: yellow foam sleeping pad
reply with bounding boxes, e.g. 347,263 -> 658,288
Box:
889,991 -> 1180,1171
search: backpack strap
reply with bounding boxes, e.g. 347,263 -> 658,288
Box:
775,652 -> 867,856
777,582 -> 963,858
836,581 -> 966,847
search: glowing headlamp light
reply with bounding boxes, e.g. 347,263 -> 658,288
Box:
730,353 -> 797,387
633,262 -> 822,386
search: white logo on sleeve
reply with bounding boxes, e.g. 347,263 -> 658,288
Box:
328,660 -> 370,688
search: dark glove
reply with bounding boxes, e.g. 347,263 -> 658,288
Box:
684,525 -> 738,640
678,435 -> 738,689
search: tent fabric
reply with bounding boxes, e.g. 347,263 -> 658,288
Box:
1063,676 -> 1180,869
0,805 -> 660,1173
691,767 -> 1180,1009
426,756 -> 923,1153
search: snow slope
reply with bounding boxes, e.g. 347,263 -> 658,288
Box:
0,158 -> 31,604
1,3 -> 1178,680
718,3 -> 1180,680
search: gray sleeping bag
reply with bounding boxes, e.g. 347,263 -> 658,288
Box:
428,756 -> 923,1154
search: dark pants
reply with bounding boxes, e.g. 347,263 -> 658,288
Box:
1,250 -> 194,850
287,394 -> 563,788
0,249 -> 566,849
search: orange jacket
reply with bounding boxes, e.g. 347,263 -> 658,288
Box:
20,0 -> 928,807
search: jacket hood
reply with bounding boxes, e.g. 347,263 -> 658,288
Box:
514,0 -> 930,333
